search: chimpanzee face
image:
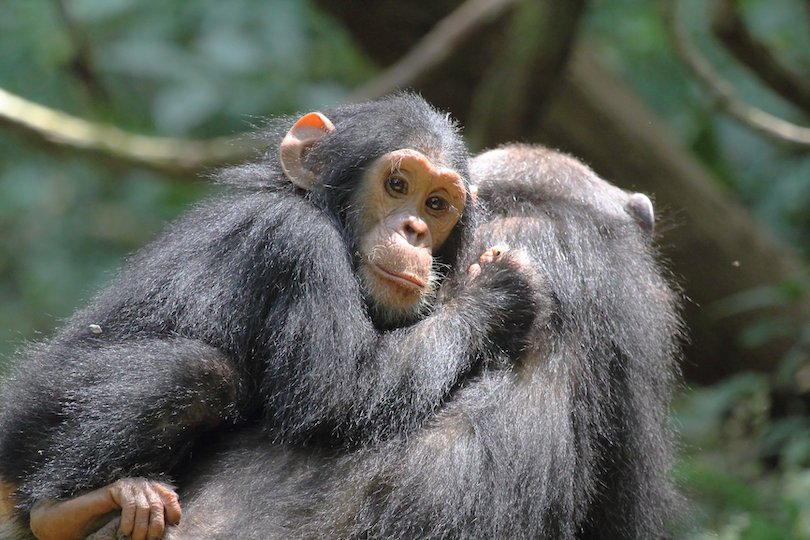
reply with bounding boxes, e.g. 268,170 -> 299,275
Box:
278,110 -> 467,323
353,148 -> 466,317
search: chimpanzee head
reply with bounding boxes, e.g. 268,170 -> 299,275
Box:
278,93 -> 474,326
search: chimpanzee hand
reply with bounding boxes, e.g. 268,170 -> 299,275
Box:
466,244 -> 523,278
461,244 -> 549,358
107,478 -> 181,540
29,478 -> 181,540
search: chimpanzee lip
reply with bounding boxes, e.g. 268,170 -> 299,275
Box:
369,263 -> 426,290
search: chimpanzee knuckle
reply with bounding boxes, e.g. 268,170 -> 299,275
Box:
115,490 -> 136,509
112,477 -> 129,492
496,248 -> 528,270
162,489 -> 180,505
117,477 -> 144,491
478,243 -> 510,264
491,243 -> 509,257
149,498 -> 164,513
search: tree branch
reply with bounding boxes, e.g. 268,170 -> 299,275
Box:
711,0 -> 810,116
0,87 -> 253,177
665,0 -> 810,147
0,0 -> 519,176
347,0 -> 517,103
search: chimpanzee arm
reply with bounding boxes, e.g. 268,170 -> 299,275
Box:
259,219 -> 542,444
328,358 -> 583,539
0,338 -> 240,512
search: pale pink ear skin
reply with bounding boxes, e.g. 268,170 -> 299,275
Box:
279,112 -> 336,190
626,192 -> 655,239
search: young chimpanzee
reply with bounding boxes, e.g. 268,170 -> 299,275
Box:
116,144 -> 680,539
0,95 -> 540,540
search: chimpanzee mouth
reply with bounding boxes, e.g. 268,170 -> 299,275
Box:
369,263 -> 426,290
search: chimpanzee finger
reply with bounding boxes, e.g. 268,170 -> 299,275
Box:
479,244 -> 510,264
153,482 -> 182,526
116,482 -> 137,538
130,489 -> 151,540
144,486 -> 166,540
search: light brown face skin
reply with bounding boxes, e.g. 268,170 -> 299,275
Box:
355,148 -> 467,316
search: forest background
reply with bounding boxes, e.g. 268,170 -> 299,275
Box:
1,1 -> 809,537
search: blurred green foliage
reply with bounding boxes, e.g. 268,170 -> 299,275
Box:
674,374 -> 810,538
587,0 -> 810,256
0,1 -> 809,538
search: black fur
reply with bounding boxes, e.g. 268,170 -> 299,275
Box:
159,144 -> 683,539
0,96 -> 539,524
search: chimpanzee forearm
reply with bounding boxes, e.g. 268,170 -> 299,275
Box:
262,253 -> 544,445
0,338 -> 240,512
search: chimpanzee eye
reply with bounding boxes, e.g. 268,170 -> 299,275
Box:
385,176 -> 408,196
426,196 -> 450,212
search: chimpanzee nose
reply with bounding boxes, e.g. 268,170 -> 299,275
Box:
400,215 -> 429,246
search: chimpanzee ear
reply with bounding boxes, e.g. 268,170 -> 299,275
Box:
626,192 -> 655,240
279,112 -> 336,190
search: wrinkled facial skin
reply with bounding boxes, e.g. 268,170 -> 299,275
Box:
355,148 -> 466,319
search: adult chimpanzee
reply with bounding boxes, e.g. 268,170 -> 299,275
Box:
41,143 -> 683,539
0,96 -> 542,540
